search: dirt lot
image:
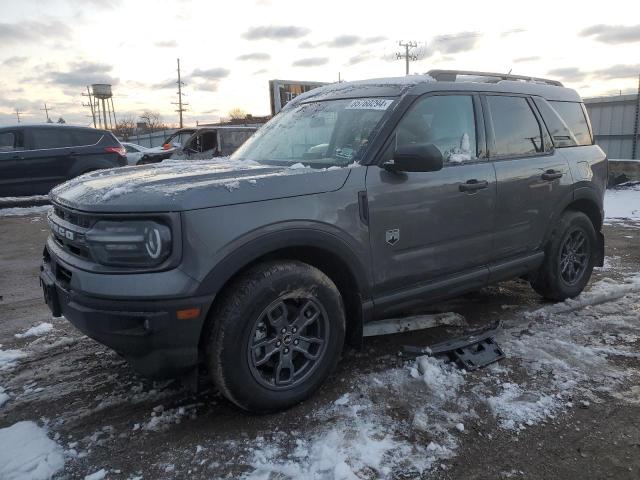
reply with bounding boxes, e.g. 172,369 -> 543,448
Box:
1,208 -> 639,480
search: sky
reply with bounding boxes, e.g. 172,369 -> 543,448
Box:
0,0 -> 639,128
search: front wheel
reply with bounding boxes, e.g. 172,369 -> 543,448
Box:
531,210 -> 598,301
206,260 -> 345,413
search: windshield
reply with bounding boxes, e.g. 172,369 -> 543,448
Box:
232,98 -> 393,167
165,130 -> 195,146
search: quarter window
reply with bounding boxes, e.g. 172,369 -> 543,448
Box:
395,95 -> 477,164
487,96 -> 543,157
549,101 -> 592,146
72,129 -> 102,146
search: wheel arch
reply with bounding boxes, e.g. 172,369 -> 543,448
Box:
197,229 -> 372,352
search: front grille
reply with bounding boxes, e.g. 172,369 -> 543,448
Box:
49,204 -> 94,259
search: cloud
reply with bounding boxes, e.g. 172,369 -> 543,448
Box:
243,25 -> 310,40
191,67 -> 230,79
547,67 -> 587,83
592,64 -> 640,79
237,52 -> 271,61
347,51 -> 375,65
152,79 -> 176,89
193,80 -> 220,92
253,68 -> 268,75
501,28 -> 526,37
2,56 -> 27,67
48,61 -> 119,87
292,57 -> 329,67
0,20 -> 71,45
513,56 -> 540,63
431,32 -> 481,54
326,35 -> 360,48
155,40 -> 178,48
299,41 -> 315,49
580,24 -> 640,44
362,36 -> 387,44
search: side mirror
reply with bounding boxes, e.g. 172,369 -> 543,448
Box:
384,143 -> 444,173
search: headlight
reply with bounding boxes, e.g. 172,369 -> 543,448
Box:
85,220 -> 172,267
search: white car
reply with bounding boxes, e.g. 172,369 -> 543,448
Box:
121,142 -> 149,165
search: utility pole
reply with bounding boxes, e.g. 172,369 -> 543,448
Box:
171,58 -> 188,128
396,40 -> 418,75
82,86 -> 97,128
15,108 -> 21,123
41,103 -> 51,123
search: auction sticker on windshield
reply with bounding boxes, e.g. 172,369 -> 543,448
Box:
345,98 -> 394,110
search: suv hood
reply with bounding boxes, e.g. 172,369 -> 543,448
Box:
50,159 -> 352,213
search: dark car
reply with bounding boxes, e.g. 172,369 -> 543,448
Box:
42,70 -> 606,413
138,126 -> 258,164
0,124 -> 127,196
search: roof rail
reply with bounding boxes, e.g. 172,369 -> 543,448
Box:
427,69 -> 564,87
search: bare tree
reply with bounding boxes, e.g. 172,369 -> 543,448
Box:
113,114 -> 136,140
139,110 -> 167,132
228,107 -> 247,120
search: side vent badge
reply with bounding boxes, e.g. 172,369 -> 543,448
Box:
386,228 -> 400,246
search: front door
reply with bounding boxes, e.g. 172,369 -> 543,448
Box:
366,94 -> 496,315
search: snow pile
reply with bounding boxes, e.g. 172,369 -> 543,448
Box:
604,184 -> 640,222
485,383 -> 558,430
15,322 -> 54,339
0,347 -> 27,370
84,468 -> 107,480
0,421 -> 65,480
0,205 -> 52,217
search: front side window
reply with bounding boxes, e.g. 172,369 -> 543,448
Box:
549,101 -> 592,146
0,131 -> 22,152
31,128 -> 74,149
487,96 -> 543,157
232,98 -> 391,167
395,95 -> 477,164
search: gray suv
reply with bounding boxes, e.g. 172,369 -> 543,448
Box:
41,70 -> 607,412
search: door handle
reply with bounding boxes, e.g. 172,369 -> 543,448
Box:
541,169 -> 563,181
459,179 -> 489,192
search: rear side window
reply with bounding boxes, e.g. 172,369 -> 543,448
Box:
220,131 -> 253,151
30,128 -> 74,149
0,131 -> 24,152
532,98 -> 577,148
487,96 -> 543,157
548,101 -> 592,146
72,129 -> 103,146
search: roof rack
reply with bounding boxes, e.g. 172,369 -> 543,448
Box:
427,69 -> 564,87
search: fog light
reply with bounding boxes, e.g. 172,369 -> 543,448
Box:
177,308 -> 201,320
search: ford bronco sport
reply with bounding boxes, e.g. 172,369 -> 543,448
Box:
41,70 -> 606,412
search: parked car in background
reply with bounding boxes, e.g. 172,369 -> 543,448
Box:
42,70 -> 606,413
0,124 -> 127,197
139,126 -> 258,164
121,142 -> 149,165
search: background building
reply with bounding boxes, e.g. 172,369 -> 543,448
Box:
584,92 -> 640,160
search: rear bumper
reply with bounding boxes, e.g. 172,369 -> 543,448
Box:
40,248 -> 215,378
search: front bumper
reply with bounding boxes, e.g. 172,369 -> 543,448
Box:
41,243 -> 215,378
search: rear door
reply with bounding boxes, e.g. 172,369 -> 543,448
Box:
483,94 -> 572,262
366,93 -> 496,315
68,128 -> 105,172
22,127 -> 76,193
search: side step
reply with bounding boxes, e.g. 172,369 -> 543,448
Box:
362,312 -> 466,337
404,321 -> 505,370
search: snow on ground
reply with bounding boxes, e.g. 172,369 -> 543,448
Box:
604,184 -> 640,222
0,205 -> 52,217
0,421 -> 65,480
15,322 -> 54,339
0,195 -> 49,203
237,274 -> 640,478
0,346 -> 27,370
0,386 -> 9,407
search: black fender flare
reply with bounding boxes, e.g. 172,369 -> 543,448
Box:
194,227 -> 373,303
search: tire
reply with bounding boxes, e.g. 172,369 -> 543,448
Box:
206,260 -> 345,413
531,210 -> 597,301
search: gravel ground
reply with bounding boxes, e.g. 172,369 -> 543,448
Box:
0,208 -> 638,480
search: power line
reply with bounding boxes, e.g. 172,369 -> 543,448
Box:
15,108 -> 22,123
171,58 -> 188,128
396,40 -> 418,75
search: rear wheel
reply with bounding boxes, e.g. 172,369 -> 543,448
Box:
206,260 -> 345,413
531,210 -> 597,301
